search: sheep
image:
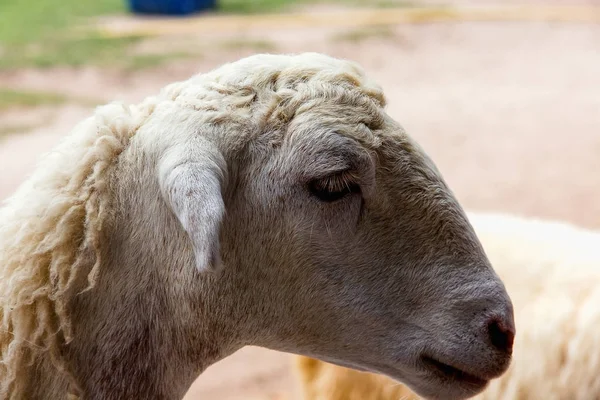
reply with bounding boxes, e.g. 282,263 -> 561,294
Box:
0,53 -> 515,400
294,211 -> 600,400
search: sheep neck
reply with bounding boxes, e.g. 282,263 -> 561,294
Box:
21,149 -> 246,399
57,231 -> 242,399
15,252 -> 238,400
42,177 -> 244,399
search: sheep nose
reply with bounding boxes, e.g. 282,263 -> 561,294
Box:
487,316 -> 515,354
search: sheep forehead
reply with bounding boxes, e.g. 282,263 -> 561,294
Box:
174,52 -> 386,106
212,53 -> 379,85
158,53 -> 390,154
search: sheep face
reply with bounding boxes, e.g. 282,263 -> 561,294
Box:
154,54 -> 514,400
221,115 -> 514,400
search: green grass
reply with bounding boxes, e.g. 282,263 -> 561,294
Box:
0,124 -> 41,139
0,34 -> 149,70
123,52 -> 198,71
0,88 -> 104,110
0,0 -> 125,45
0,89 -> 69,109
219,39 -> 278,51
216,0 -> 416,14
217,0 -> 295,14
0,0 -> 135,69
332,25 -> 395,43
0,0 -> 198,70
0,0 -> 416,70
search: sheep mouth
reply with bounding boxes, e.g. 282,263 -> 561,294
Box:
420,355 -> 488,388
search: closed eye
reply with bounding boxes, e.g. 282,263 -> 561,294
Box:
308,174 -> 361,202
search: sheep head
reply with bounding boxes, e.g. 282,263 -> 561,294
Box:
116,53 -> 514,399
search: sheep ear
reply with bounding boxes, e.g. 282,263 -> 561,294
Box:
158,143 -> 227,273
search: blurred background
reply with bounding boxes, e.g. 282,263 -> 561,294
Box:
0,0 -> 598,399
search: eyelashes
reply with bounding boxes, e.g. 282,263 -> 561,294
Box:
308,173 -> 362,202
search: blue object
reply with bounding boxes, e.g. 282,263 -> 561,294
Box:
128,0 -> 216,16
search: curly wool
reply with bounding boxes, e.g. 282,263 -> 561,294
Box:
0,52 -> 387,398
0,100 -> 156,397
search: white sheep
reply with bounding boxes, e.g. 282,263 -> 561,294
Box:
294,211 -> 600,400
0,53 -> 515,400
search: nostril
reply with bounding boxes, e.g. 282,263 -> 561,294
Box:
487,317 -> 515,354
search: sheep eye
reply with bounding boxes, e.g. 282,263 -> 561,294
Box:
308,175 -> 361,203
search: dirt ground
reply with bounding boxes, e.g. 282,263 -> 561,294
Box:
1,3 -> 599,400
